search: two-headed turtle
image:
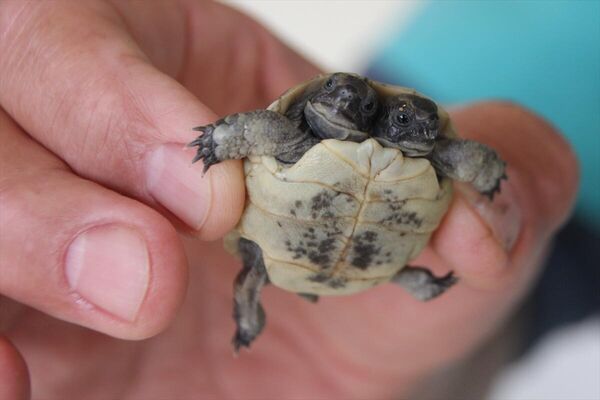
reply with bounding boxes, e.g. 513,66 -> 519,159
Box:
189,73 -> 506,351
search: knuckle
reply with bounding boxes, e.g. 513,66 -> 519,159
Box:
49,59 -> 160,184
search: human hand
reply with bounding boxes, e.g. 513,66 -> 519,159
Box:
0,1 -> 578,399
0,0 -> 318,397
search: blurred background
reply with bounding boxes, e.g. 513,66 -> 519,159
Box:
227,1 -> 599,399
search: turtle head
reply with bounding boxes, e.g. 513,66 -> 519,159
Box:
304,73 -> 378,142
373,94 -> 440,156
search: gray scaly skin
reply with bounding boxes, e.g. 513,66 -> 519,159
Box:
372,94 -> 507,199
232,238 -> 269,352
188,73 -> 379,171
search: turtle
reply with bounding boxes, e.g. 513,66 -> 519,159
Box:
188,73 -> 507,352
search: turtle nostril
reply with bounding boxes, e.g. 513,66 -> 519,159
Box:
337,87 -> 356,101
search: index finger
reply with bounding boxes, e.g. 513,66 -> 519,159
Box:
0,1 -> 318,239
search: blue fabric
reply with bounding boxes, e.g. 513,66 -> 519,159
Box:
368,1 -> 600,227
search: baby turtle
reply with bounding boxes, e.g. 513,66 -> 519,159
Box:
189,73 -> 506,352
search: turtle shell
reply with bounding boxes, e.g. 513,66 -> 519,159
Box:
225,74 -> 455,296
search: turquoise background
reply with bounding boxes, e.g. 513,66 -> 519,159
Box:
369,1 -> 600,228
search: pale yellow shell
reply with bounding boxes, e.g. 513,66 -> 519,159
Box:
225,74 -> 454,295
226,138 -> 452,295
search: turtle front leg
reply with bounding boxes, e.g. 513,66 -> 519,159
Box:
189,110 -> 317,172
392,266 -> 458,301
233,238 -> 269,352
430,138 -> 507,199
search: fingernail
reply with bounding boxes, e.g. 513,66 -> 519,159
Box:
455,178 -> 522,251
145,144 -> 211,230
65,225 -> 150,321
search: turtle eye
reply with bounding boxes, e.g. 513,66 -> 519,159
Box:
361,101 -> 376,114
394,112 -> 411,125
324,79 -> 334,90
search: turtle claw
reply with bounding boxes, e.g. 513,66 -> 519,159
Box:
188,124 -> 219,173
232,329 -> 254,354
422,271 -> 458,300
436,271 -> 459,290
481,172 -> 508,201
231,303 -> 265,354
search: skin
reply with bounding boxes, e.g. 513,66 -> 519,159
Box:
189,73 -> 378,169
0,1 -> 578,399
373,94 -> 507,198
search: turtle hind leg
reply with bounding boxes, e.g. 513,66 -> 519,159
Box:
233,238 -> 269,353
391,266 -> 458,301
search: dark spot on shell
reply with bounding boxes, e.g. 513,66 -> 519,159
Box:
319,238 -> 336,253
286,242 -> 308,260
310,191 -> 341,219
295,200 -> 302,208
307,252 -> 330,267
311,192 -> 331,211
350,231 -> 382,269
381,202 -> 424,228
290,209 -> 296,216
308,273 -> 346,289
388,200 -> 407,211
286,227 -> 338,269
308,273 -> 328,283
327,277 -> 347,289
363,231 -> 377,242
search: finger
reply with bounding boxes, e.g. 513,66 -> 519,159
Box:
453,101 -> 578,234
0,1 -> 243,239
429,102 -> 578,288
0,336 -> 30,400
0,109 -> 187,339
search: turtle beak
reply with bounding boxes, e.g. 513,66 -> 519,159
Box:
305,101 -> 369,142
373,137 -> 435,156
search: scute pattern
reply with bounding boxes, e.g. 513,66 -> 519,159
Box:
233,138 -> 452,295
